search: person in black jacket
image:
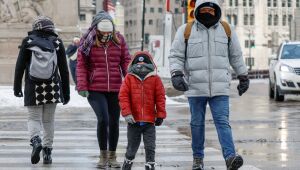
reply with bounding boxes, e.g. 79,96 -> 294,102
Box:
13,16 -> 70,165
65,37 -> 80,85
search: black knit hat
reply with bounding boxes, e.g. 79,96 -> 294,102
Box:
132,54 -> 152,65
32,16 -> 55,32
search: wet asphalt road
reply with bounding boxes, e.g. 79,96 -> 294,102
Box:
167,79 -> 300,170
0,79 -> 299,169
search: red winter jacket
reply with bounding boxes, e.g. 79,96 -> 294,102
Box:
76,33 -> 131,92
119,51 -> 167,123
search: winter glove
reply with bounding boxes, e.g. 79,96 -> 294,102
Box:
63,95 -> 70,105
124,114 -> 136,124
237,75 -> 250,96
155,118 -> 163,126
171,71 -> 189,91
78,90 -> 89,98
14,90 -> 23,97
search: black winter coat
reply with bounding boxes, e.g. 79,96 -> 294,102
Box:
13,30 -> 70,106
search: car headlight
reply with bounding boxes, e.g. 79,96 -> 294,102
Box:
280,64 -> 294,73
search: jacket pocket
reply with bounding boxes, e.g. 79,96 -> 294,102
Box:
187,39 -> 204,58
215,37 -> 228,57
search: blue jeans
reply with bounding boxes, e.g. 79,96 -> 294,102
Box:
69,60 -> 77,85
188,96 -> 235,160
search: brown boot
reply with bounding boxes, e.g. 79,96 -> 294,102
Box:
108,151 -> 121,168
97,150 -> 107,169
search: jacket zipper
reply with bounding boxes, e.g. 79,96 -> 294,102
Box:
104,46 -> 110,91
207,29 -> 212,97
141,81 -> 144,121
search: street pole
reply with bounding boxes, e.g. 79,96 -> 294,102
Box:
248,29 -> 252,71
141,0 -> 146,51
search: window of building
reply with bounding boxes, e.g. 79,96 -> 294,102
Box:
227,15 -> 232,24
297,0 -> 300,7
244,14 -> 248,25
274,15 -> 278,26
267,0 -> 271,7
268,14 -> 272,25
283,15 -> 287,26
150,7 -> 154,13
158,7 -> 163,13
245,40 -> 255,48
174,8 -> 180,14
235,0 -> 239,6
288,15 -> 293,25
288,0 -> 292,7
79,14 -> 86,21
249,0 -> 253,6
233,15 -> 238,25
125,21 -> 128,27
282,0 -> 286,7
230,0 -> 233,6
145,33 -> 150,44
250,14 -> 255,25
273,0 -> 277,7
133,20 -> 137,26
149,19 -> 153,25
243,0 -> 247,6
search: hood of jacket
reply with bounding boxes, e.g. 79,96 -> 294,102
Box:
194,0 -> 222,25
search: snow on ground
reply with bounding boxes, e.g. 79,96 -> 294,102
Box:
0,85 -> 187,107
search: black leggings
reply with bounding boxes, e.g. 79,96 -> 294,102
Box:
87,91 -> 120,151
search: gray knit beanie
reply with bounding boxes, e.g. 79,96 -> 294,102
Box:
32,16 -> 55,32
91,11 -> 114,27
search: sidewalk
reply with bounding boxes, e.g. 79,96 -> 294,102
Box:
0,108 -> 262,170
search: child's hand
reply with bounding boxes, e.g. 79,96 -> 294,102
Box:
124,115 -> 136,124
155,118 -> 163,126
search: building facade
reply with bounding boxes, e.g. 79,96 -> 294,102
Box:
121,0 -> 183,52
223,0 -> 299,70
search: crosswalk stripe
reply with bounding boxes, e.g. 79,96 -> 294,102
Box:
0,120 -> 261,170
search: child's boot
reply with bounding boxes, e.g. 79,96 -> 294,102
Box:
145,162 -> 156,170
122,158 -> 133,170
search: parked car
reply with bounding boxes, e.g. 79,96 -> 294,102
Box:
269,41 -> 300,101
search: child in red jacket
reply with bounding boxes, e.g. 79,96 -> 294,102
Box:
119,51 -> 167,170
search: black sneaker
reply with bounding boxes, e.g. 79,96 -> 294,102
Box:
145,162 -> 156,170
192,157 -> 204,170
122,158 -> 133,170
42,147 -> 52,164
226,155 -> 243,170
30,136 -> 42,164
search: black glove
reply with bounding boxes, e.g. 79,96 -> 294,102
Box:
155,118 -> 163,126
63,95 -> 70,105
171,71 -> 189,91
237,75 -> 249,96
14,90 -> 23,97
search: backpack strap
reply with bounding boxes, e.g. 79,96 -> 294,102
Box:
184,22 -> 194,60
220,20 -> 231,44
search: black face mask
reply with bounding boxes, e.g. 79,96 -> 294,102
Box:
196,13 -> 219,28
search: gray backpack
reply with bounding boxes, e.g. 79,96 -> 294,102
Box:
27,35 -> 59,82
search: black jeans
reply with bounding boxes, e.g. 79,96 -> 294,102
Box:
87,91 -> 120,151
125,123 -> 156,162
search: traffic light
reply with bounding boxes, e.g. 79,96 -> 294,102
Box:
187,0 -> 196,23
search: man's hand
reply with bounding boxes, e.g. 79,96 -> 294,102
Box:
124,114 -> 136,124
155,118 -> 163,126
14,90 -> 23,97
171,71 -> 189,91
78,90 -> 89,98
237,75 -> 249,96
